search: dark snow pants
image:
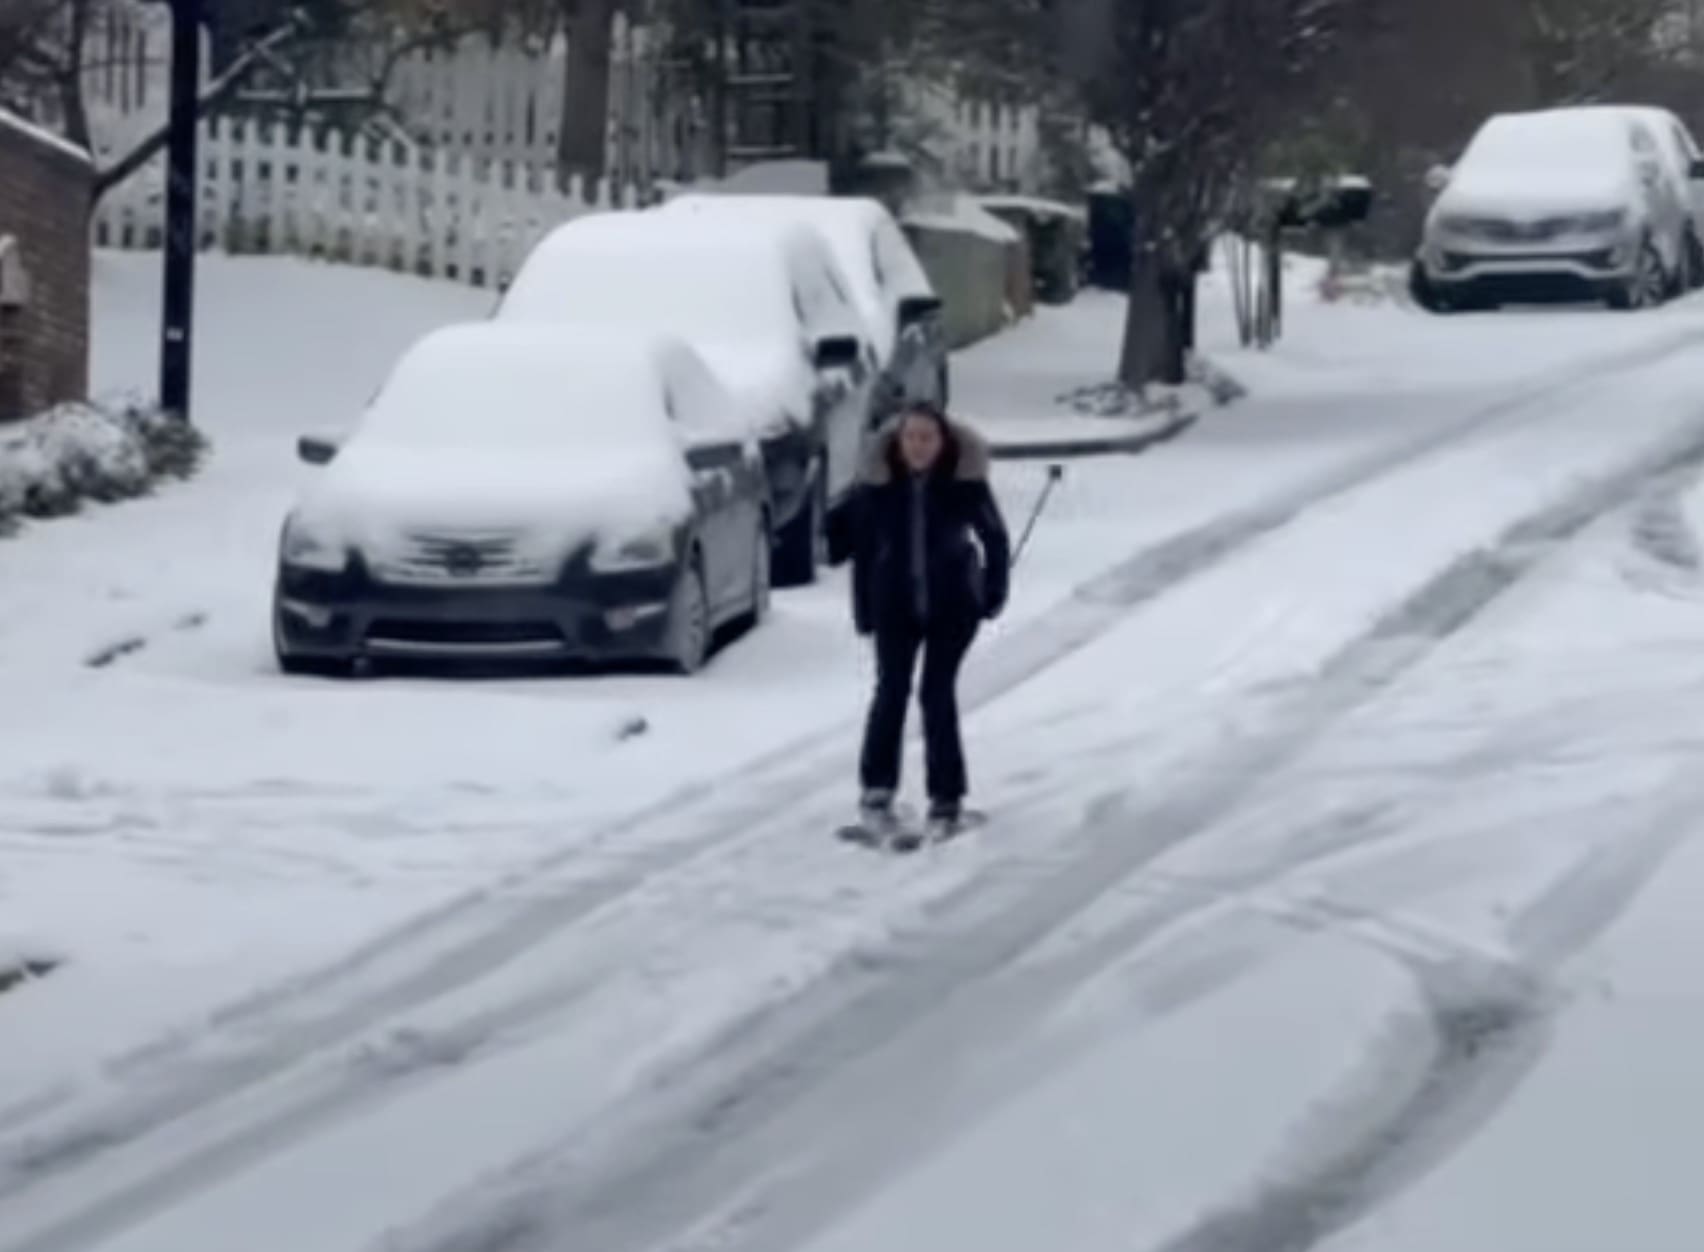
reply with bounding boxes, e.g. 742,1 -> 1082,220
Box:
858,614 -> 979,804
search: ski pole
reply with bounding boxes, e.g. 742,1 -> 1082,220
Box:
1012,462 -> 1064,568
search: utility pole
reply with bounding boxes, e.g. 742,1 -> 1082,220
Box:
159,0 -> 201,422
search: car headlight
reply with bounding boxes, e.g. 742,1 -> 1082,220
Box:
590,527 -> 677,573
1571,208 -> 1627,233
280,513 -> 348,572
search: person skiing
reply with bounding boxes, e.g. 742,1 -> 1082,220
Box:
851,400 -> 1011,836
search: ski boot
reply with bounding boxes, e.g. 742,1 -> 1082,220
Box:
843,787 -> 901,846
924,798 -> 964,843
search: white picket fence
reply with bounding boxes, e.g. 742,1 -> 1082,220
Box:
91,115 -> 645,289
60,2 -> 704,190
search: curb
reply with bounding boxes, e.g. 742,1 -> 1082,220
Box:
988,410 -> 1201,461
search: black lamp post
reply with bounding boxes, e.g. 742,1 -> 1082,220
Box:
158,0 -> 202,422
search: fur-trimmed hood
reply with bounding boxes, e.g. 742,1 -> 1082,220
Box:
859,415 -> 991,486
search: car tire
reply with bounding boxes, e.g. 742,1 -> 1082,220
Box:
666,556 -> 711,675
1609,240 -> 1666,310
1408,262 -> 1453,314
273,593 -> 351,677
747,515 -> 772,627
773,465 -> 823,588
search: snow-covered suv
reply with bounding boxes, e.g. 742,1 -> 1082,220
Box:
1579,104 -> 1704,290
660,193 -> 948,422
1414,107 -> 1692,311
496,211 -> 873,587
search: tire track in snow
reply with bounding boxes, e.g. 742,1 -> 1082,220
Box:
1144,773 -> 1701,1252
2,325 -> 1700,1225
337,415 -> 1704,1252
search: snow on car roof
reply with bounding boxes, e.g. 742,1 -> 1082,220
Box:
499,212 -> 806,346
664,193 -> 933,293
359,323 -> 689,449
1571,103 -> 1685,128
659,194 -> 934,356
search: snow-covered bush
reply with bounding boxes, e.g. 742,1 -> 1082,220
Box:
1057,357 -> 1247,419
0,399 -> 208,534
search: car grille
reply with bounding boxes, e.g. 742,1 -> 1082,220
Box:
1441,248 -> 1617,272
366,618 -> 562,645
367,529 -> 549,585
1468,217 -> 1565,242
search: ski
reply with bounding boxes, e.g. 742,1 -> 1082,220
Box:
835,801 -> 914,850
836,808 -> 986,852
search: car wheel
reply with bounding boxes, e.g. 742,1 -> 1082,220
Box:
747,516 -> 772,626
666,557 -> 711,675
773,465 -> 823,587
1611,240 -> 1666,309
1408,261 -> 1452,313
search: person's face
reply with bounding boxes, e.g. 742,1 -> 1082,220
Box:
899,414 -> 945,473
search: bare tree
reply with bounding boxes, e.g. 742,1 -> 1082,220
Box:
0,0 -> 511,208
1525,0 -> 1673,100
554,0 -> 619,186
1054,0 -> 1364,387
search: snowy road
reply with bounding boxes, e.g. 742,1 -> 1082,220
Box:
8,255 -> 1704,1250
9,253 -> 1690,1082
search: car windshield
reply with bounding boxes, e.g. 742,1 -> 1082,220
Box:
357,339 -> 670,452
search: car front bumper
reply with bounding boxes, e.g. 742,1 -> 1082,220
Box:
275,561 -> 679,664
1421,239 -> 1638,300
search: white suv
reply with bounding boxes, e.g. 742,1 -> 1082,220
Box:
1580,104 -> 1704,289
1414,106 -> 1692,311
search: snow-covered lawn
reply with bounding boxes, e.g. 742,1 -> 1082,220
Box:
7,247 -> 1704,1250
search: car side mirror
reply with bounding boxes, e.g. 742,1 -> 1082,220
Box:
813,334 -> 860,370
1424,163 -> 1452,192
685,441 -> 741,471
871,375 -> 905,425
897,294 -> 942,324
297,434 -> 340,465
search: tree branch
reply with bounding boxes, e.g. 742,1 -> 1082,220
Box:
90,15 -> 307,204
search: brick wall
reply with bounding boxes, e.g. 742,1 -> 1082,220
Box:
0,111 -> 93,422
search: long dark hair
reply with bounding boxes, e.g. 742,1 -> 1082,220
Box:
885,401 -> 959,480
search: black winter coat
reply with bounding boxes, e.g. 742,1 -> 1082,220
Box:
850,417 -> 1011,635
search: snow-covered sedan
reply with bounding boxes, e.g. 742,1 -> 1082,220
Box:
660,192 -> 948,419
494,210 -> 874,586
274,326 -> 771,677
1415,107 -> 1689,311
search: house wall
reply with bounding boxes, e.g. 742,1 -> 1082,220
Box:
0,111 -> 93,421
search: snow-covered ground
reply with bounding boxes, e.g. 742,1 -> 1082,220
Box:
7,248 -> 1704,1251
